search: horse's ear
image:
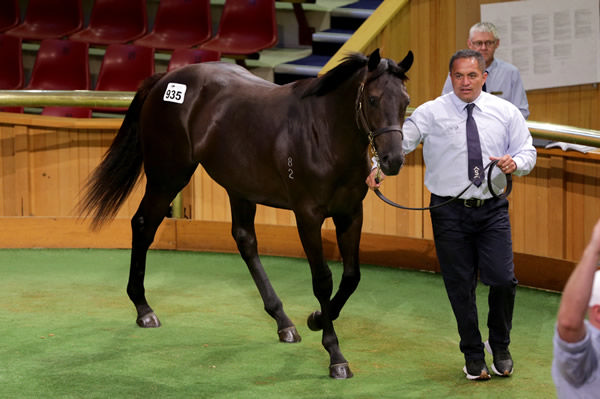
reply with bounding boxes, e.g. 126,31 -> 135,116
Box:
398,50 -> 414,72
367,48 -> 381,71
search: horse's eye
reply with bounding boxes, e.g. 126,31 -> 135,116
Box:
368,96 -> 378,106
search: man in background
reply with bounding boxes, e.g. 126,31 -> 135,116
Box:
442,22 -> 530,121
552,219 -> 600,397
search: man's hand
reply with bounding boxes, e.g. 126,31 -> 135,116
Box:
490,154 -> 516,174
366,168 -> 385,190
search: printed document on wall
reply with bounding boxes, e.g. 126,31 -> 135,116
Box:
481,0 -> 600,90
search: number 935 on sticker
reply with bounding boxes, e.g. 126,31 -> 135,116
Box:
163,83 -> 187,104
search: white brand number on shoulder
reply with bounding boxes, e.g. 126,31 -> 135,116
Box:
163,83 -> 187,104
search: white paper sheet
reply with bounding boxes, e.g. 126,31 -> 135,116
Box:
481,0 -> 600,90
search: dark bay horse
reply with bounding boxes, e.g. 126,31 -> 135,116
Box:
81,48 -> 413,378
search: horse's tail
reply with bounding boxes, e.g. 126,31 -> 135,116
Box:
79,73 -> 166,230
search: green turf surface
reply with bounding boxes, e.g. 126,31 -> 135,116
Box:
0,249 -> 560,398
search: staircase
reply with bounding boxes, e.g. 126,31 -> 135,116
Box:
273,0 -> 382,85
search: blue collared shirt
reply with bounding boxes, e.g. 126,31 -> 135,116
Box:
402,91 -> 536,199
442,58 -> 530,119
552,321 -> 600,399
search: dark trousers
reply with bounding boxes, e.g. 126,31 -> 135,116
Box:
429,194 -> 518,361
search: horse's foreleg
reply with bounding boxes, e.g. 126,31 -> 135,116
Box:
229,196 -> 300,343
127,185 -> 178,328
296,213 -> 353,379
307,210 -> 362,354
329,210 -> 363,321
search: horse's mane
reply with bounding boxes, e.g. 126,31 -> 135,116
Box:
299,52 -> 409,98
299,53 -> 367,97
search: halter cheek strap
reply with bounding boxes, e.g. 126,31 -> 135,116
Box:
355,82 -> 404,167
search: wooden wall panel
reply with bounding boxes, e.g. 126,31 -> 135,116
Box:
0,216 -> 577,292
3,113 -> 599,267
362,149 -> 425,238
407,0 -> 458,106
0,217 -> 176,249
564,157 -> 600,259
0,124 -> 14,214
510,155 -> 554,258
0,115 -> 144,221
371,3 -> 410,61
13,125 -> 29,215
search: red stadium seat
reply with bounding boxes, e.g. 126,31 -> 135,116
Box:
0,34 -> 23,89
94,44 -> 155,112
0,33 -> 24,113
198,0 -> 277,62
5,0 -> 83,41
26,39 -> 91,117
0,0 -> 20,33
0,106 -> 24,114
167,48 -> 220,71
70,0 -> 148,45
134,0 -> 211,50
27,39 -> 90,90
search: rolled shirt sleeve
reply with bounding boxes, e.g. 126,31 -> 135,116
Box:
552,322 -> 599,395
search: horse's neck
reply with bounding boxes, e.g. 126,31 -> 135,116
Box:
303,100 -> 366,175
326,78 -> 368,152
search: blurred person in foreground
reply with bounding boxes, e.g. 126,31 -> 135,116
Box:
552,219 -> 600,398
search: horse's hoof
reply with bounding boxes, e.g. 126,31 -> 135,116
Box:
307,311 -> 323,331
329,363 -> 353,379
136,312 -> 161,328
278,326 -> 301,343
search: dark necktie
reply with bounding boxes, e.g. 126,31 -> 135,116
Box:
465,103 -> 483,187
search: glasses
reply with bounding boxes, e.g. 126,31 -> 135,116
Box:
471,40 -> 497,48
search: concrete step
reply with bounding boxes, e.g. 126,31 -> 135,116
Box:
312,29 -> 354,56
273,0 -> 381,84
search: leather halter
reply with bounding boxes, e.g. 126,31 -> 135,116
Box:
354,67 -> 404,152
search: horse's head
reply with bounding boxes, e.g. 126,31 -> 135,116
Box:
357,48 -> 413,176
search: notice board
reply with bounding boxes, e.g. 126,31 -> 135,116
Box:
481,0 -> 600,90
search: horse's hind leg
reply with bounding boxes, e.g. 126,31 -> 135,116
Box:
229,195 -> 301,343
127,181 -> 185,328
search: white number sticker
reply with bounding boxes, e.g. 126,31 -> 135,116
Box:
163,83 -> 187,104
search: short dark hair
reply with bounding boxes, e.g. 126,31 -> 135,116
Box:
449,49 -> 485,73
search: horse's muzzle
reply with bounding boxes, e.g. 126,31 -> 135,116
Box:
379,152 -> 404,176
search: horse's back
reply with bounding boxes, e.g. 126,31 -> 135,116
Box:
152,62 -> 279,104
143,62 -> 289,124
140,62 -> 286,145
138,62 -> 298,207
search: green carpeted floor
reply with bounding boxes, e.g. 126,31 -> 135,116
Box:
0,249 -> 560,398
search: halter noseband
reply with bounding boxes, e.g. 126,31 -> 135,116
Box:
355,65 -> 404,170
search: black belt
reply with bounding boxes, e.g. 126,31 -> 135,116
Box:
462,198 -> 486,208
434,195 -> 490,208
